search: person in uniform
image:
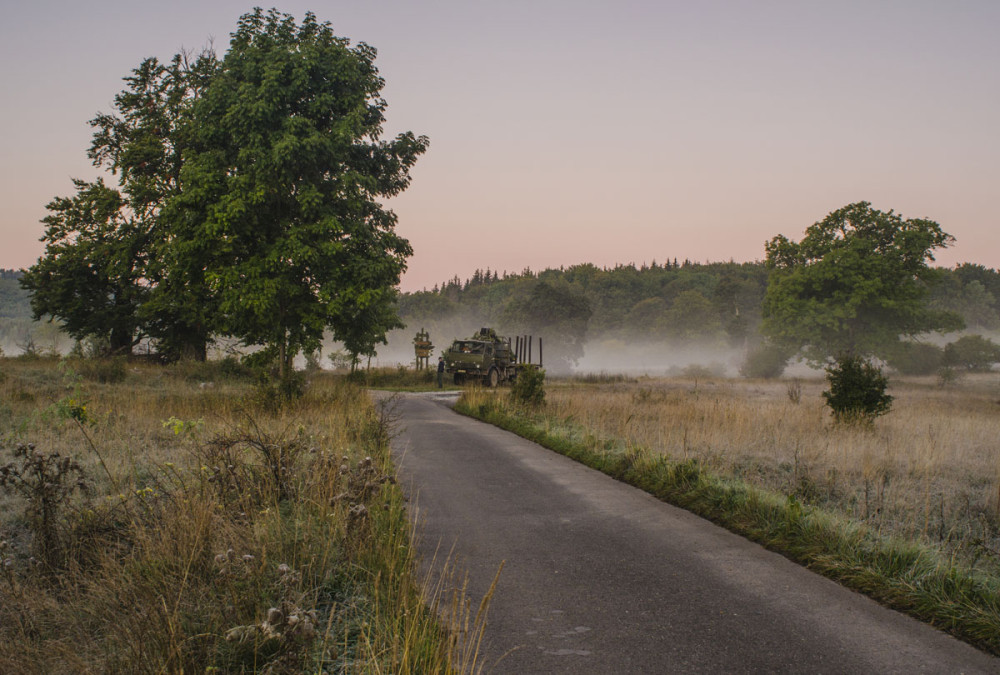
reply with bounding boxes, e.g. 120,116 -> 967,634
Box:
437,356 -> 445,388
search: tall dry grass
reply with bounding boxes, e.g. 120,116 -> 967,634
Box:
544,374 -> 1000,570
0,356 -> 486,673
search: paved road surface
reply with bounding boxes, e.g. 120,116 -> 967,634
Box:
384,391 -> 998,674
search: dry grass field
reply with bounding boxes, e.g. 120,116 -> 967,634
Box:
544,373 -> 1000,571
0,357 -> 483,673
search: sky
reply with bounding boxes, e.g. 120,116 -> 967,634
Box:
1,1 -> 998,292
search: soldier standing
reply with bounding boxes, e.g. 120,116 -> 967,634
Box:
437,356 -> 445,388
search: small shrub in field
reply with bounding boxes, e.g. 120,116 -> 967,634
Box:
327,350 -> 354,371
511,365 -> 545,407
786,379 -> 802,404
218,355 -> 254,380
822,356 -> 893,424
740,342 -> 791,379
243,370 -> 307,410
0,443 -> 90,569
198,415 -> 308,505
936,366 -> 964,388
682,363 -> 725,379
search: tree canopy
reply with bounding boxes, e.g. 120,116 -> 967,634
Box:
175,8 -> 426,376
500,280 -> 592,373
22,9 -> 425,371
762,202 -> 963,363
21,179 -> 147,354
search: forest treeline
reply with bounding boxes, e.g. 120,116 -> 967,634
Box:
393,260 -> 1000,373
5,260 -> 1000,373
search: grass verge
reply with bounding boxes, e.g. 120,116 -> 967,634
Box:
455,390 -> 1000,656
0,357 -> 484,673
348,365 -> 454,393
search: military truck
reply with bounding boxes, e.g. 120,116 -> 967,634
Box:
444,327 -> 540,386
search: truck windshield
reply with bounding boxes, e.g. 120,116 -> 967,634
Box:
451,341 -> 485,354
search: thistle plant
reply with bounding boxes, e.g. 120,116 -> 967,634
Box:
0,443 -> 91,569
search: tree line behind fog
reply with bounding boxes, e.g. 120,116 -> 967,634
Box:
393,260 -> 1000,375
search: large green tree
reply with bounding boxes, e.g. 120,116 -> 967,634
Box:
92,51 -> 220,360
762,202 -> 962,363
177,9 -> 427,378
23,51 -> 218,358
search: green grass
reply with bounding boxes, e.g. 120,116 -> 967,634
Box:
456,391 -> 1000,656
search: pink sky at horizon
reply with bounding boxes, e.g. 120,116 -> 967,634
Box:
2,1 -> 997,293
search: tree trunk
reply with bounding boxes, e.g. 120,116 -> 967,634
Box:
279,336 -> 287,381
109,324 -> 134,357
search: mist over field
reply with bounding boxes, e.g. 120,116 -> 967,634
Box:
368,312 -> 788,379
4,258 -> 1000,382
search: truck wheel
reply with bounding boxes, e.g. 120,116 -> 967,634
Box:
488,368 -> 500,388
454,373 -> 464,385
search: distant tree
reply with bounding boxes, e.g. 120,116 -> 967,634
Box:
954,281 -> 999,331
740,341 -> 793,379
665,290 -> 723,342
712,266 -> 768,345
623,297 -> 669,337
176,9 -> 427,380
0,276 -> 31,319
763,202 -> 962,362
763,202 -> 962,421
943,335 -> 1000,372
954,263 -> 1000,312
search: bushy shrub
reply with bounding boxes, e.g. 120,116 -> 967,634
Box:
822,355 -> 893,424
510,365 -> 545,407
884,341 -> 944,376
942,335 -> 1000,372
0,442 -> 91,569
681,362 -> 727,379
218,355 -> 254,379
740,343 -> 791,379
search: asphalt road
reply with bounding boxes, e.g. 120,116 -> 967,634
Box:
383,391 -> 999,674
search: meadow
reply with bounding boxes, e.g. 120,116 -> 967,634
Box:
0,357 -> 484,674
547,373 -> 1000,568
